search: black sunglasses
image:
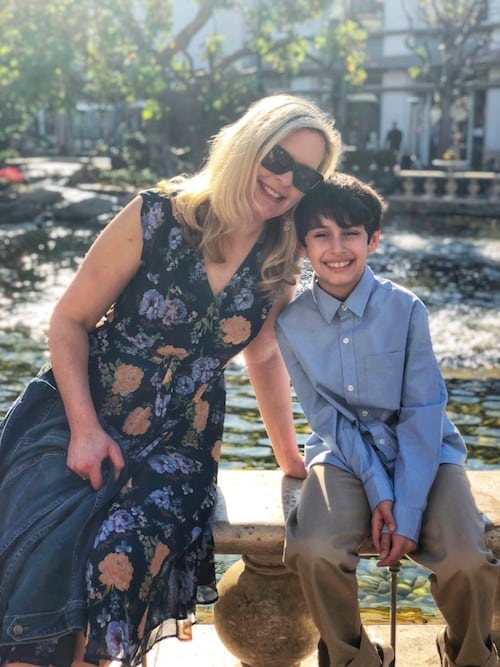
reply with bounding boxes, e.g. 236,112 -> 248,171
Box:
261,144 -> 324,194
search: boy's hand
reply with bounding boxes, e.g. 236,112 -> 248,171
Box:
371,500 -> 396,552
372,500 -> 416,566
377,534 -> 416,568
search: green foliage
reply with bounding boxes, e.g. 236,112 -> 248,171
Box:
0,0 -> 86,137
404,0 -> 491,154
98,167 -> 159,189
0,0 -> 361,159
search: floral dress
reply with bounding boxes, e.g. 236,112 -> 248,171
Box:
83,189 -> 274,664
0,190 -> 273,667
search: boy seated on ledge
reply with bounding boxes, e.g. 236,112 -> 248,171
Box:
276,173 -> 499,667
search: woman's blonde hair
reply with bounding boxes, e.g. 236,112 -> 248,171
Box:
159,94 -> 341,297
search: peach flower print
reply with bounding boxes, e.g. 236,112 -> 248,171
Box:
220,316 -> 251,345
98,553 -> 133,591
211,440 -> 222,462
156,345 -> 188,359
112,364 -> 144,396
123,406 -> 152,435
150,542 -> 171,577
162,368 -> 174,385
193,383 -> 208,403
137,609 -> 148,640
193,399 -> 209,432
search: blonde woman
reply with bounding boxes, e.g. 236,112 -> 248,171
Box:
0,94 -> 341,667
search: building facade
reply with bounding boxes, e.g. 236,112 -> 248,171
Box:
257,0 -> 500,169
36,0 -> 500,170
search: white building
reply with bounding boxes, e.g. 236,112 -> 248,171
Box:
41,0 -> 499,169
169,0 -> 500,169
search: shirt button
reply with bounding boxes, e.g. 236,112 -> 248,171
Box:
342,337 -> 350,344
347,384 -> 354,392
362,410 -> 368,417
12,624 -> 24,636
341,304 -> 348,311
379,438 -> 386,445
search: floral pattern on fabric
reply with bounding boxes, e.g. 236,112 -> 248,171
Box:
79,189 -> 273,665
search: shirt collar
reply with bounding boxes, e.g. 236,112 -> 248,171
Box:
311,266 -> 375,322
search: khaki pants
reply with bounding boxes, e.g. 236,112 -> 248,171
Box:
284,464 -> 499,667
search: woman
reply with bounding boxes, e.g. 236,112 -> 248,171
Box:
0,94 -> 341,667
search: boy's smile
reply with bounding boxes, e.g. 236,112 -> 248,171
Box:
303,216 -> 380,300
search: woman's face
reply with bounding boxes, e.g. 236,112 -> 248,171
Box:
253,128 -> 326,223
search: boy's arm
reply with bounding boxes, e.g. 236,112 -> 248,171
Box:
391,300 -> 451,542
276,321 -> 394,507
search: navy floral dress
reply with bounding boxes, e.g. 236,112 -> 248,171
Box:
83,190 -> 274,663
0,190 -> 273,666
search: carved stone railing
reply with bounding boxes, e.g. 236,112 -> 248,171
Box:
386,169 -> 500,217
397,169 -> 500,200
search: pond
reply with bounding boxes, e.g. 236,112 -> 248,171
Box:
0,209 -> 499,623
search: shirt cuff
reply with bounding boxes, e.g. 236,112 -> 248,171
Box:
363,473 -> 394,512
393,504 -> 423,543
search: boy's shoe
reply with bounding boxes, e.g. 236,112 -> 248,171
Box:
373,638 -> 395,667
317,638 -> 329,667
436,628 -> 453,666
316,637 -> 394,667
436,627 -> 499,666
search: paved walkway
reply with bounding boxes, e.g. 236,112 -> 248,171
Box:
147,622 -> 444,666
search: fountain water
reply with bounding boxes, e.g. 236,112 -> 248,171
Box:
0,212 -> 498,622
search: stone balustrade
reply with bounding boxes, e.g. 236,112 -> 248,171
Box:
398,169 -> 500,199
388,169 -> 500,217
211,469 -> 500,667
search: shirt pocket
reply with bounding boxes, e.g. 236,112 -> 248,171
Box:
364,351 -> 404,410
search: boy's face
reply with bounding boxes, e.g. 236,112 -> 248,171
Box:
303,216 -> 380,300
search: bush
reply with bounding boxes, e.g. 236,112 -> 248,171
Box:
121,132 -> 149,170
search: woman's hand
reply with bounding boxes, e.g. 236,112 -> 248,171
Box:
281,455 -> 307,479
67,423 -> 125,491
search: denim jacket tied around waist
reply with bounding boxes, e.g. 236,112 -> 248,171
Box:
0,370 -> 127,645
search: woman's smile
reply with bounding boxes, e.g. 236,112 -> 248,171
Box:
253,128 -> 326,221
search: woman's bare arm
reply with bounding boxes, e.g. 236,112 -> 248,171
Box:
243,284 -> 306,479
48,195 -> 144,488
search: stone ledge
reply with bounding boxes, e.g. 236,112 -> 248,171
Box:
212,469 -> 500,557
146,622 -> 446,667
211,469 -> 500,665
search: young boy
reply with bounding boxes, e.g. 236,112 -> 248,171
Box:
276,174 -> 499,667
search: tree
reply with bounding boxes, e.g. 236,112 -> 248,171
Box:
0,0 -> 366,166
403,0 -> 492,158
0,0 -> 88,147
310,19 -> 368,134
75,0 -> 339,167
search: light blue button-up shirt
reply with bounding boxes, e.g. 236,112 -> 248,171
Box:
276,266 -> 466,542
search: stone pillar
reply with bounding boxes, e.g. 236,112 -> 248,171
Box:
213,553 -> 319,667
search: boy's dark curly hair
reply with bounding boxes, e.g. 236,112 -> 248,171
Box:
294,173 -> 387,245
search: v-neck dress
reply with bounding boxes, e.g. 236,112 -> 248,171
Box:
0,189 -> 274,666
84,189 -> 274,663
